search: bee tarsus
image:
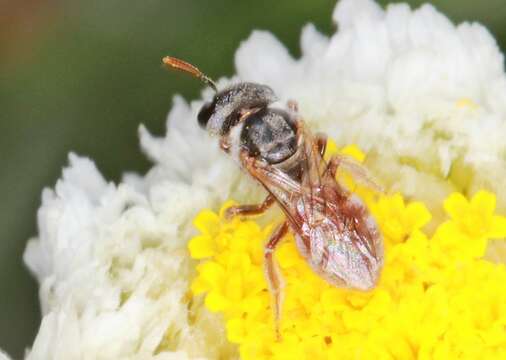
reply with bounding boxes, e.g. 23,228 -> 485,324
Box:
224,194 -> 275,220
264,220 -> 289,341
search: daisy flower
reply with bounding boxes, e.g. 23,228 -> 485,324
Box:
4,0 -> 506,358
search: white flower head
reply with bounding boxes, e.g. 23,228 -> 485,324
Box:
0,350 -> 10,360
5,0 -> 506,358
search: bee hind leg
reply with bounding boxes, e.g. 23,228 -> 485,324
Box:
287,99 -> 299,113
264,221 -> 288,341
326,155 -> 384,193
224,194 -> 275,220
314,133 -> 327,157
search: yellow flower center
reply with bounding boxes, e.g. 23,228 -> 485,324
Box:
188,144 -> 506,359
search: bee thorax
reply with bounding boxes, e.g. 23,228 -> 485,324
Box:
241,108 -> 297,164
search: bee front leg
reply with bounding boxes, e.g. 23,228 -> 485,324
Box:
264,221 -> 288,340
219,137 -> 231,153
224,194 -> 275,220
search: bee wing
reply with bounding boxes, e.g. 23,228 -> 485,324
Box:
242,124 -> 382,289
300,126 -> 331,226
297,128 -> 383,289
317,134 -> 384,276
240,126 -> 381,262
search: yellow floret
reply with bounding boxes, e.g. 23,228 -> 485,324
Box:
188,145 -> 506,359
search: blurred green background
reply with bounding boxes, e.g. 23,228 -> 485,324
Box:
1,0 -> 505,357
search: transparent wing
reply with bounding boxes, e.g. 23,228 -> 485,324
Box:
297,127 -> 383,288
240,125 -> 382,289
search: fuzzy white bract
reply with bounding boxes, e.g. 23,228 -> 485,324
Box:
5,0 -> 506,358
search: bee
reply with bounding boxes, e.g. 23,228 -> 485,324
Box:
163,56 -> 384,336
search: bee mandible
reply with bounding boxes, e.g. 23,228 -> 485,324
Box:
162,56 -> 384,336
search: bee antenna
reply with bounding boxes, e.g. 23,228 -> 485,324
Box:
162,56 -> 218,92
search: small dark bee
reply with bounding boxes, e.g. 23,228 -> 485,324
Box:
163,56 -> 384,336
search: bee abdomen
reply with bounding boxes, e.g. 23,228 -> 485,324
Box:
241,109 -> 297,164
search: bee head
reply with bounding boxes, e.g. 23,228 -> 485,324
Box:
197,99 -> 216,129
198,82 -> 277,135
162,57 -> 277,135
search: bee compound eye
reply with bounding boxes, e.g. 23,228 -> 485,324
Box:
197,101 -> 214,129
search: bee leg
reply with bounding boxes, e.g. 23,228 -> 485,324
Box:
264,221 -> 288,341
219,137 -> 231,152
287,99 -> 299,113
224,194 -> 275,220
326,155 -> 384,193
324,156 -> 340,179
314,133 -> 327,157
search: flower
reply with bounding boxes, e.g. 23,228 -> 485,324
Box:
444,191 -> 506,240
6,0 -> 506,358
371,194 -> 431,244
